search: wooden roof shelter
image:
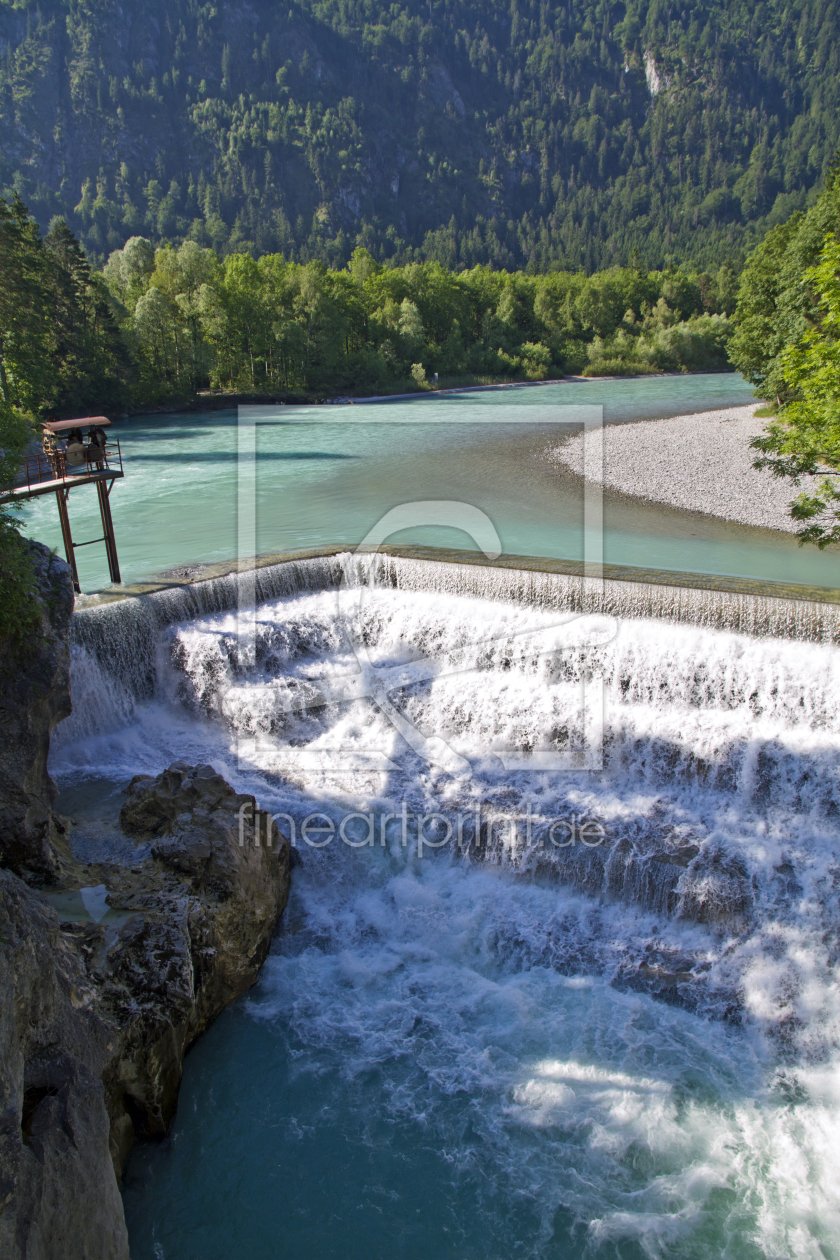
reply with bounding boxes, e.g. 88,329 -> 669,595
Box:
1,416 -> 125,593
43,415 -> 111,433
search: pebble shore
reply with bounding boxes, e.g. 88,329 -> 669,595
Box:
546,404 -> 818,534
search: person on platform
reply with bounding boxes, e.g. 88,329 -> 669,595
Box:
86,425 -> 106,468
41,425 -> 60,476
65,434 -> 87,474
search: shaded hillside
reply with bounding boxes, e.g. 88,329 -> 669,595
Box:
1,0 -> 838,269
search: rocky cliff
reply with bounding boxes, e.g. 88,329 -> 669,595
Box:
0,543 -> 292,1260
0,542 -> 73,882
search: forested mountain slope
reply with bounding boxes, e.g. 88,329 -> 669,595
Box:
1,0 -> 838,270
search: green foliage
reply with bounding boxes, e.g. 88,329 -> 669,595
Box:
44,219 -> 130,412
0,395 -> 31,513
750,235 -> 840,546
101,236 -> 736,395
0,525 -> 41,654
0,195 -> 130,415
0,398 -> 40,654
730,164 -> 840,401
2,191 -> 738,431
0,194 -> 130,651
0,194 -> 54,411
105,237 -> 219,401
728,153 -> 840,544
1,0 -> 838,271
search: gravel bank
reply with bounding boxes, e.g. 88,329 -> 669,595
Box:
546,404 -> 815,533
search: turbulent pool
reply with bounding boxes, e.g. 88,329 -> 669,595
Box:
53,558 -> 840,1259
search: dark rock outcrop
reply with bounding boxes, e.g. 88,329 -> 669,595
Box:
102,761 -> 291,1172
1,763 -> 291,1259
0,869 -> 130,1260
0,542 -> 74,882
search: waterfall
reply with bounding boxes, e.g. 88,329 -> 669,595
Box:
71,550 -> 840,694
58,554 -> 840,969
60,550 -> 840,1255
70,553 -> 347,703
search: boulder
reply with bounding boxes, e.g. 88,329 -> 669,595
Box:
119,760 -> 249,837
101,762 -> 291,1171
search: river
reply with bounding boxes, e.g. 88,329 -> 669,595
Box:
20,374 -> 840,592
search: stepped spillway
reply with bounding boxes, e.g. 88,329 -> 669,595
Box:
55,554 -> 840,1258
70,549 -> 840,701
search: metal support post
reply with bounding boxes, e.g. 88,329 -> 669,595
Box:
96,479 -> 121,585
55,488 -> 80,593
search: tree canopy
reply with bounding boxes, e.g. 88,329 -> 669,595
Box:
0,193 -> 741,419
747,235 -> 840,546
102,235 -> 738,401
1,0 -> 838,271
727,158 -> 840,544
0,194 -> 128,416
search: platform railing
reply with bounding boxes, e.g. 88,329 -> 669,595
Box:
13,440 -> 124,493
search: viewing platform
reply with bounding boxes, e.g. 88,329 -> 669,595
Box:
1,416 -> 125,593
5,442 -> 125,500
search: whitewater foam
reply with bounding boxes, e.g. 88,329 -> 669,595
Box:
53,567 -> 840,1257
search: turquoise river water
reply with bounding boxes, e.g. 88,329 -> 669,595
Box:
20,373 -> 840,591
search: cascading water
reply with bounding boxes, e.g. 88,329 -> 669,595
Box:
54,557 -> 840,1258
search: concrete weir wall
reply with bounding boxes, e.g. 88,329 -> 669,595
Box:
73,547 -> 840,667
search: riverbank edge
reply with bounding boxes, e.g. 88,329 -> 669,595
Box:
104,367 -> 741,420
115,376 -> 572,417
76,544 -> 840,610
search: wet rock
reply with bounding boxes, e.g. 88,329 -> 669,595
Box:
615,951 -> 743,1024
0,870 -> 129,1260
0,760 -> 291,1259
603,836 -> 703,917
0,543 -> 74,883
119,760 -> 250,837
102,763 -> 292,1170
677,839 -> 753,930
483,810 -> 752,935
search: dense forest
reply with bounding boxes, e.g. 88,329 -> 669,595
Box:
1,0 -> 839,271
0,194 -> 737,412
103,231 -> 737,399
